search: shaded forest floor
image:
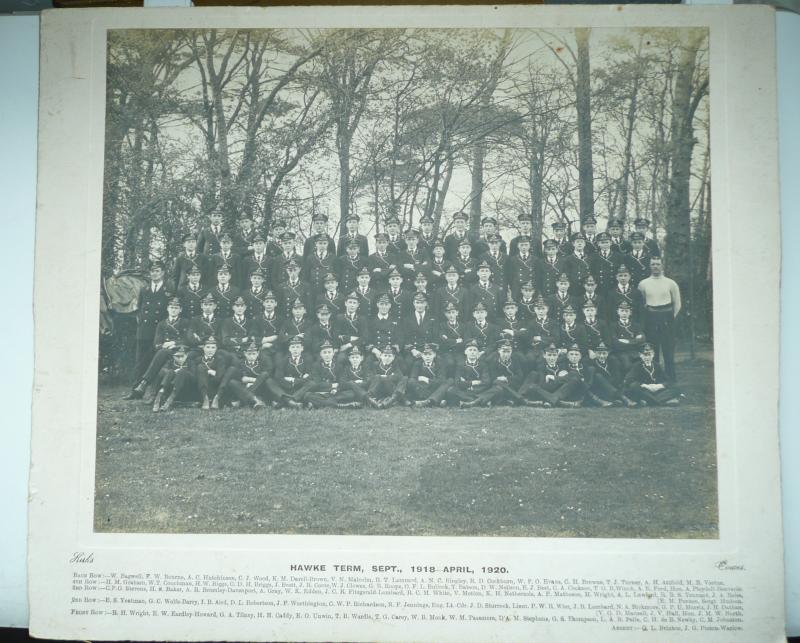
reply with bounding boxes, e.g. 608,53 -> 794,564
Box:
94,359 -> 717,539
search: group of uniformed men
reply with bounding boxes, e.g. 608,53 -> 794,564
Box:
123,210 -> 682,412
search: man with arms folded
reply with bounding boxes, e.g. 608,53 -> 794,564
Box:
406,343 -> 452,408
268,335 -> 314,409
623,342 -> 681,406
447,339 -> 494,408
366,345 -> 407,409
484,339 -> 529,407
225,341 -> 269,410
637,256 -> 681,382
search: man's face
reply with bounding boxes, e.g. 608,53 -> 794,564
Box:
415,278 -> 427,291
389,276 -> 402,290
596,350 -> 608,362
293,305 -> 305,318
584,306 -> 597,320
317,310 -> 331,324
545,351 -> 558,365
521,286 -> 535,299
473,309 -> 487,324
387,223 -> 400,236
584,279 -> 597,293
316,240 -> 328,253
557,280 -> 569,293
445,272 -> 458,286
349,353 -> 363,369
203,343 -> 217,358
345,299 -> 358,314
150,267 -> 164,282
377,301 -> 391,316
465,346 -> 479,361
221,239 -> 233,252
641,350 -> 654,365
376,239 -> 388,252
478,267 -> 491,281
184,239 -> 197,253
273,226 -> 286,238
174,352 -> 188,366
210,213 -> 222,226
519,241 -> 531,255
545,246 -> 558,258
459,244 -> 471,257
650,258 -> 663,276
583,223 -> 597,235
346,245 -> 358,258
618,307 -> 631,322
489,240 -> 501,254
499,346 -> 512,361
454,218 -> 466,232
554,227 -> 566,239
632,239 -> 645,252
320,347 -> 334,363
325,279 -> 338,291
380,351 -> 395,366
201,301 -> 216,316
617,272 -> 631,286
245,349 -> 259,362
567,350 -> 581,365
287,266 -> 300,280
414,300 -> 427,314
217,272 -> 230,285
445,309 -> 459,323
482,222 -> 496,235
167,303 -> 181,318
504,305 -> 517,318
534,304 -> 548,317
188,272 -> 201,286
422,350 -> 435,363
289,343 -> 303,358
573,239 -> 586,252
563,311 -> 576,325
240,218 -> 253,231
313,220 -> 326,234
253,240 -> 266,254
422,221 -> 433,234
598,239 -> 611,252
519,220 -> 531,233
282,239 -> 295,253
263,299 -> 277,314
233,302 -> 246,316
433,246 -> 444,259
250,275 -> 265,290
609,225 -> 622,237
346,219 -> 358,234
357,274 -> 370,288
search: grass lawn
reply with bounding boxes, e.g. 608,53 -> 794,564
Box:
94,359 -> 717,538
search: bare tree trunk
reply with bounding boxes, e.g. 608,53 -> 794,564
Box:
575,27 -> 594,221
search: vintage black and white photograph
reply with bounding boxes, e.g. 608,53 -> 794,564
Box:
95,25 -> 715,538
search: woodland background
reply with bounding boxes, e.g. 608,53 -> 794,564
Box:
102,26 -> 711,340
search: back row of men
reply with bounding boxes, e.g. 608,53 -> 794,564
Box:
173,211 -> 661,297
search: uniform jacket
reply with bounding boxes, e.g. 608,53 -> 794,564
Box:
221,315 -> 251,353
249,314 -> 282,352
454,358 -> 490,391
302,234 -> 336,260
186,314 -> 222,348
178,284 -> 207,320
366,315 -> 401,351
153,317 -> 189,349
336,233 -> 370,258
400,312 -> 438,352
463,321 -> 499,353
136,281 -> 171,340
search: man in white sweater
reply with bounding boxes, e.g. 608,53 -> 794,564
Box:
637,256 -> 682,382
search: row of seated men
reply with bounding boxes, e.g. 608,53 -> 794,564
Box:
125,292 -> 680,411
175,217 -> 660,297
132,335 -> 679,413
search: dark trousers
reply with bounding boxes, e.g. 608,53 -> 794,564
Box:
340,381 -> 369,403
156,368 -> 195,399
367,374 -> 407,399
227,375 -> 270,404
518,376 -> 579,406
590,371 -> 623,402
406,378 -> 452,404
267,377 -> 314,403
485,382 -> 527,405
141,348 -> 175,385
447,383 -> 493,405
133,337 -> 156,383
645,309 -> 677,382
625,383 -> 681,406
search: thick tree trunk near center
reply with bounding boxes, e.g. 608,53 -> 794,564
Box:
575,27 -> 594,221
